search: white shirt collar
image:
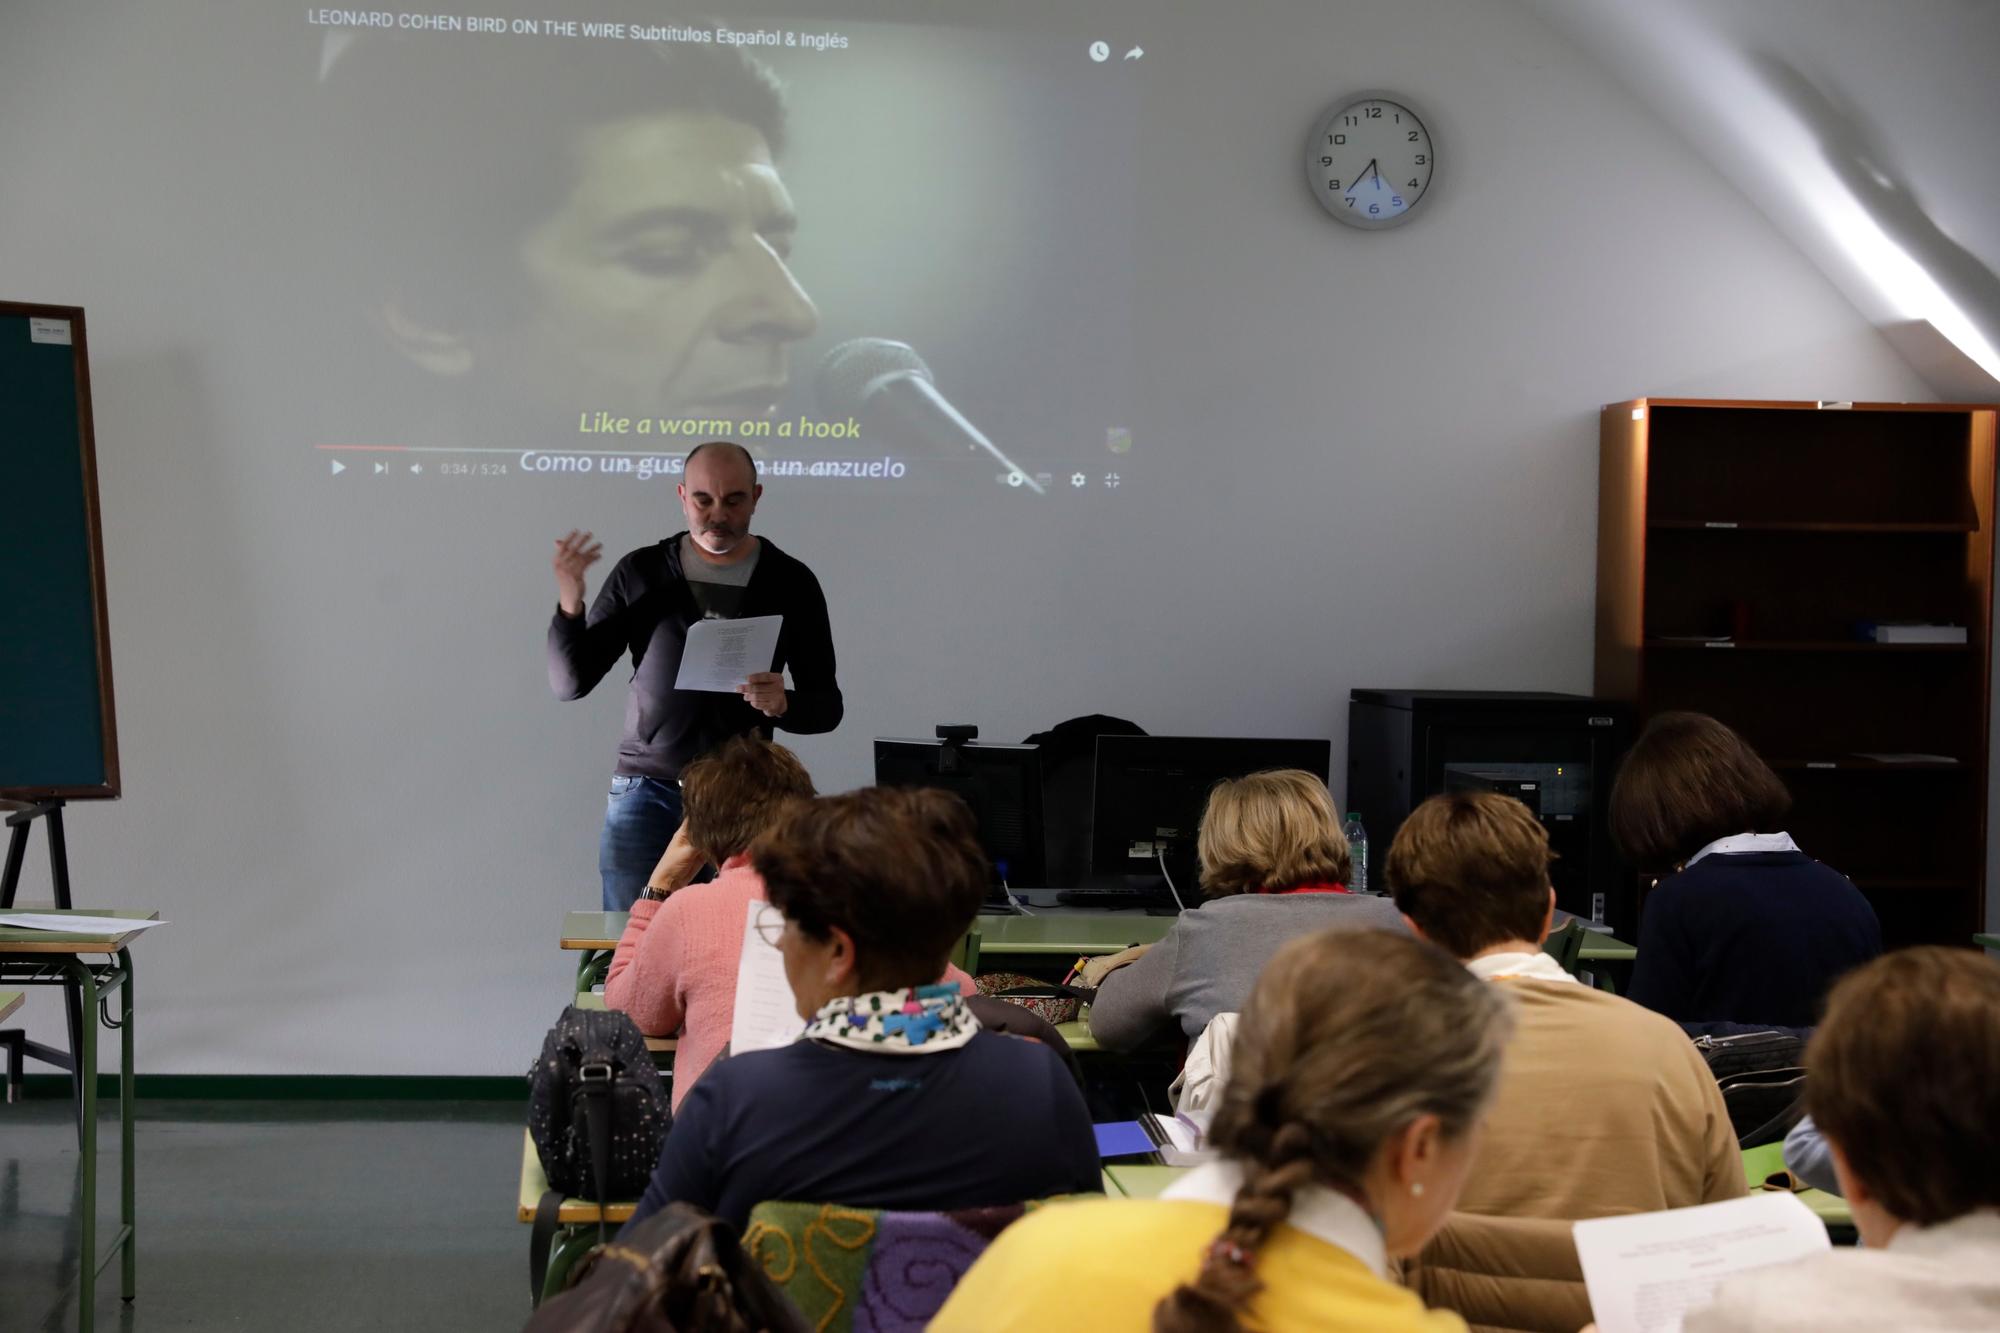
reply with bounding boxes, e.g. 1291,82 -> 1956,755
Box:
1161,1159 -> 1387,1278
1684,831 -> 1800,867
1465,950 -> 1579,984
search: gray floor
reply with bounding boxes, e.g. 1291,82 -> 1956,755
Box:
0,1099 -> 528,1332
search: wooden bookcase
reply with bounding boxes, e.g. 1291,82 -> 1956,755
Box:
1595,398 -> 1997,946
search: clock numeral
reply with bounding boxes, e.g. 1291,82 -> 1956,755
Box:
1368,203 -> 1380,214
1408,179 -> 1419,188
1414,154 -> 1427,165
1320,156 -> 1334,167
1327,179 -> 1340,190
1346,197 -> 1356,208
1342,115 -> 1358,126
1331,134 -> 1347,145
1365,107 -> 1383,118
1394,113 -> 1402,123
1391,196 -> 1404,207
1408,130 -> 1420,141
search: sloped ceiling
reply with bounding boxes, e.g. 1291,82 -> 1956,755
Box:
1527,0 -> 2000,399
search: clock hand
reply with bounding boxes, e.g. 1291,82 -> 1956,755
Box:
1345,160 -> 1381,195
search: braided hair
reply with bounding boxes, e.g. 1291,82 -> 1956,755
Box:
1152,929 -> 1510,1333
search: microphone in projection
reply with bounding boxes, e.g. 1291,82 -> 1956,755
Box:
815,338 -> 1045,494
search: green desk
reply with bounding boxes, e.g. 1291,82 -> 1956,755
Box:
1976,933 -> 2000,952
974,912 -> 1177,958
0,909 -> 154,1330
1741,1142 -> 1853,1236
0,989 -> 20,1025
1104,1163 -> 1189,1199
560,911 -> 625,991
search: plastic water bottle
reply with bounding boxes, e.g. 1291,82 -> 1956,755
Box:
1342,812 -> 1369,893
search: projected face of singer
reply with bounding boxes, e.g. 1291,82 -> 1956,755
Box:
473,112 -> 819,422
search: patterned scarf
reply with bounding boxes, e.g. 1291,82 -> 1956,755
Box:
803,982 -> 981,1054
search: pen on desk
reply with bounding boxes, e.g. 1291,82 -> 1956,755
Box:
1062,954 -> 1090,988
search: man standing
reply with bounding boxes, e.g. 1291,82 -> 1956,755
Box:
549,441 -> 841,910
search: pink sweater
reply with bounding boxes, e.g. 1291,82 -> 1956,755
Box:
603,855 -> 976,1111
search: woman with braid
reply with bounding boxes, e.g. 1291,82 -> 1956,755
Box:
932,928 -> 1511,1332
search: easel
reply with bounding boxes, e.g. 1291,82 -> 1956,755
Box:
1,799 -> 86,1130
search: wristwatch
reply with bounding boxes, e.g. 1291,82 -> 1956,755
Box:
641,885 -> 673,902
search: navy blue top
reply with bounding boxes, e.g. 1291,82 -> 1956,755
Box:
627,1031 -> 1103,1230
1628,851 -> 1882,1028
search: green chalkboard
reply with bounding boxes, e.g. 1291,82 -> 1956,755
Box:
0,302 -> 119,799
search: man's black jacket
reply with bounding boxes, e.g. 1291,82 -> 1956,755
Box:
547,533 -> 841,778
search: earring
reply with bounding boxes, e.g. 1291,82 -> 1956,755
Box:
1410,1182 -> 1425,1198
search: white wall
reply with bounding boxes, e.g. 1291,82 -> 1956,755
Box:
0,0 -> 1937,1072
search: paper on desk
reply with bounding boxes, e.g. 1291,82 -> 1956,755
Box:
1574,1192 -> 1829,1333
0,913 -> 167,935
674,615 -> 782,693
729,900 -> 803,1056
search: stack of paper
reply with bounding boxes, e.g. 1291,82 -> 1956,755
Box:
1573,1193 -> 1829,1333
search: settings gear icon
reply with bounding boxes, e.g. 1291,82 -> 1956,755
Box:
1070,473 -> 1088,488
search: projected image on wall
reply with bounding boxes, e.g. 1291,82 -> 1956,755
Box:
306,7 -> 1142,494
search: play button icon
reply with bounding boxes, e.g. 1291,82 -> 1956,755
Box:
330,460 -> 345,475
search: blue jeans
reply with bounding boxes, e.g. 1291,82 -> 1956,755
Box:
598,775 -> 684,912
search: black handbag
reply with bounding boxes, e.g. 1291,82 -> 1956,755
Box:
1687,1025 -> 1809,1148
528,1005 -> 674,1293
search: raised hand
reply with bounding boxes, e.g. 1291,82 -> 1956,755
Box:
552,530 -> 603,617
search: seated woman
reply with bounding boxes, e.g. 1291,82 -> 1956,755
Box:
1611,711 -> 1880,1027
625,786 -> 1102,1230
1085,769 -> 1403,1051
1686,947 -> 2000,1330
603,735 -> 971,1110
933,928 -> 1511,1332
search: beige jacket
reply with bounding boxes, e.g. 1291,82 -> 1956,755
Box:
1407,964 -> 1746,1332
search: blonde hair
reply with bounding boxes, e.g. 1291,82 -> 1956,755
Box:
1154,929 -> 1511,1333
1197,770 -> 1351,897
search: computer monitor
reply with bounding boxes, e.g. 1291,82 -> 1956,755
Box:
873,737 -> 1046,889
1090,736 -> 1334,890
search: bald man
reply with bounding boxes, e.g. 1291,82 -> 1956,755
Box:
548,441 -> 842,910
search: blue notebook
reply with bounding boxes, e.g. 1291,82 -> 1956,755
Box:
1094,1120 -> 1157,1159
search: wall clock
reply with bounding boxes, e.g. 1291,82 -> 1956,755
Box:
1306,92 -> 1436,229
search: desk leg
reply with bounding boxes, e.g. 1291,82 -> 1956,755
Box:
119,950 -> 135,1301
75,960 -> 99,1333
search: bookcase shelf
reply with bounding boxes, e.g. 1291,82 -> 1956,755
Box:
1648,519 -> 1979,534
1597,399 -> 1998,946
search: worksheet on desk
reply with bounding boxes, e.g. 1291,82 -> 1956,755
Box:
730,900 -> 803,1055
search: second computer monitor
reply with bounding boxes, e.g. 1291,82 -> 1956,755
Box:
1090,735 -> 1334,886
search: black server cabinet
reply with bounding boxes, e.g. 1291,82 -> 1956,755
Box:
1346,690 -> 1635,938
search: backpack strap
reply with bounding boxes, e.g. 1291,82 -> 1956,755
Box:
529,1188 -> 563,1305
576,1062 -> 616,1249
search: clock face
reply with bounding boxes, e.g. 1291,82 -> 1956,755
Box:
1307,93 -> 1436,229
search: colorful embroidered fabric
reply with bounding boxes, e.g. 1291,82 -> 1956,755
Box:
743,1200 -> 1046,1333
802,983 -> 979,1055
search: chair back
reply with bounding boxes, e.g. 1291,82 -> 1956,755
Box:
742,1199 -> 1039,1332
1542,918 -> 1587,974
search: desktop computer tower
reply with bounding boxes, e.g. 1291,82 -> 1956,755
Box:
1347,690 -> 1635,938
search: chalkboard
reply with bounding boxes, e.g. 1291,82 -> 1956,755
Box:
0,301 -> 119,799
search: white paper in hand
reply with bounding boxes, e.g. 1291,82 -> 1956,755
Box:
1573,1192 -> 1830,1333
729,900 -> 804,1056
674,615 -> 783,693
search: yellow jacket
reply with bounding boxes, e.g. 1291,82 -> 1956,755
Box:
931,1193 -> 1470,1333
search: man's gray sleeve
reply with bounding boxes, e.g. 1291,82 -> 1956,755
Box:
1782,1114 -> 1844,1196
